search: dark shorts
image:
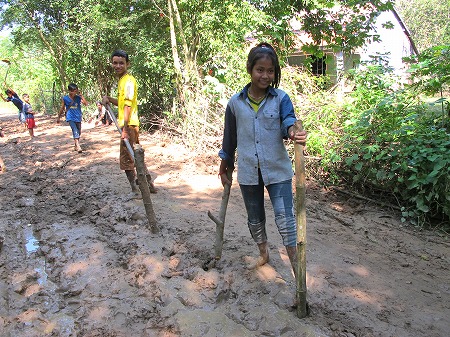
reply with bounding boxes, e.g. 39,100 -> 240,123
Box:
120,126 -> 139,171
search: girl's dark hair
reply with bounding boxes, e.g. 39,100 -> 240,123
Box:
246,42 -> 281,88
111,50 -> 129,62
5,89 -> 12,95
68,83 -> 78,91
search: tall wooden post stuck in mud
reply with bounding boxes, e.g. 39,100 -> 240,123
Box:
134,144 -> 158,234
294,120 -> 308,318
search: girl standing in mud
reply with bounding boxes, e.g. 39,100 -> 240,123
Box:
218,42 -> 307,276
57,83 -> 88,153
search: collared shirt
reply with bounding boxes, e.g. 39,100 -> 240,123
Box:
117,73 -> 139,127
220,84 -> 297,186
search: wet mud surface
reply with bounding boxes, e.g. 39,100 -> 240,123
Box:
0,111 -> 449,337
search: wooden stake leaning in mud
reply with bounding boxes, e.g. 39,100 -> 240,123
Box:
105,104 -> 158,233
208,168 -> 233,260
134,144 -> 158,233
294,120 -> 308,318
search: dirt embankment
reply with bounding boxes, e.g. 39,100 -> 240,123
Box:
0,111 -> 449,337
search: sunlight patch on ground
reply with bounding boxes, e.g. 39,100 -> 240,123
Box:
157,171 -> 221,194
349,265 -> 370,277
15,308 -> 40,324
187,174 -> 221,193
87,306 -> 110,323
256,264 -> 279,281
64,261 -> 90,277
345,287 -> 385,307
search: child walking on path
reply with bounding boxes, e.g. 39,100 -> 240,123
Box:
218,43 -> 307,277
102,50 -> 157,195
57,83 -> 88,153
22,94 -> 35,138
1,87 -> 25,127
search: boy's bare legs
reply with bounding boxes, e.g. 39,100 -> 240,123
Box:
125,170 -> 139,193
28,128 -> 34,138
134,173 -> 158,194
146,174 -> 157,193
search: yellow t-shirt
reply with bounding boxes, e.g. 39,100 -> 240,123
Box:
118,73 -> 139,127
248,95 -> 265,112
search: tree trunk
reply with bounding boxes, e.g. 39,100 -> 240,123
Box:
168,0 -> 184,103
25,9 -> 68,90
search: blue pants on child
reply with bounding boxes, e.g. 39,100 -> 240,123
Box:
240,169 -> 297,247
68,121 -> 82,139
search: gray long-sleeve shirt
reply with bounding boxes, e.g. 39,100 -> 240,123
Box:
219,84 -> 297,186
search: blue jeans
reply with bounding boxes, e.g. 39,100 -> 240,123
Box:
68,121 -> 82,139
240,169 -> 297,247
19,111 -> 26,123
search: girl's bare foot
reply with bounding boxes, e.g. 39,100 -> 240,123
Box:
246,242 -> 269,269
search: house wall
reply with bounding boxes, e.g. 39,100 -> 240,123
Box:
286,9 -> 416,84
358,10 -> 416,75
287,52 -> 361,84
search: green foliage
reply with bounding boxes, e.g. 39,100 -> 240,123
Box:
0,0 -> 396,117
299,0 -> 395,55
406,45 -> 450,96
0,36 -> 56,113
395,0 -> 450,52
405,45 -> 450,129
299,59 -> 450,227
2,0 -> 447,228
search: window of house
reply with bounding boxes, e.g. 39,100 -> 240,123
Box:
310,55 -> 326,75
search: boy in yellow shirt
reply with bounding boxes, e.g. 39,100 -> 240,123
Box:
102,50 -> 156,195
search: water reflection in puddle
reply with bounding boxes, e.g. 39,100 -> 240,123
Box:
23,223 -> 56,289
23,197 -> 35,207
24,224 -> 39,255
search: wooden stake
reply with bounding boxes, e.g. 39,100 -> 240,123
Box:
208,169 -> 233,260
134,144 -> 159,234
294,120 -> 308,318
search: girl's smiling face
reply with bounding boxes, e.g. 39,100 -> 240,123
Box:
111,56 -> 129,77
249,56 -> 275,92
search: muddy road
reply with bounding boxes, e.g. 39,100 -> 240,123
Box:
0,110 -> 449,337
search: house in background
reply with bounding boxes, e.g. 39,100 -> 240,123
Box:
287,7 -> 418,84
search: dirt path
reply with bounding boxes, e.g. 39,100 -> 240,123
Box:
0,111 -> 449,337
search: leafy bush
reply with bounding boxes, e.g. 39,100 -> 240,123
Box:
290,47 -> 449,227
325,55 -> 449,226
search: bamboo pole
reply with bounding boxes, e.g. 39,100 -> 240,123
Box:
134,144 -> 159,234
294,120 -> 308,318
